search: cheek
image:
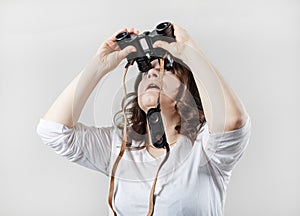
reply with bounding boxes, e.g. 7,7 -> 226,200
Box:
137,83 -> 142,96
137,79 -> 146,99
162,76 -> 181,99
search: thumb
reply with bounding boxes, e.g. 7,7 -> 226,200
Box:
117,45 -> 136,60
153,41 -> 180,58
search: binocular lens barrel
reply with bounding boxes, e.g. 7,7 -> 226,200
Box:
136,57 -> 152,72
115,32 -> 129,41
156,22 -> 173,37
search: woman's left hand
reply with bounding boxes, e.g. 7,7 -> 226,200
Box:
153,23 -> 199,62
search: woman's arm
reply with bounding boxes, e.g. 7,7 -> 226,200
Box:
43,29 -> 137,128
154,24 -> 248,133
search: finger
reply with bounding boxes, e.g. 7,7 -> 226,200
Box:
153,40 -> 174,52
110,27 -> 139,42
128,28 -> 140,35
153,40 -> 184,59
172,24 -> 186,33
173,26 -> 188,41
128,27 -> 134,33
115,28 -> 128,35
108,28 -> 131,42
117,45 -> 136,60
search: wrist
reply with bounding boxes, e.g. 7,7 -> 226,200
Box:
88,55 -> 110,78
180,45 -> 206,71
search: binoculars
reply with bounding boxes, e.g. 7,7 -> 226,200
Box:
115,22 -> 175,72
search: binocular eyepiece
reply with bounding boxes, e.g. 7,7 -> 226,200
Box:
115,22 -> 175,72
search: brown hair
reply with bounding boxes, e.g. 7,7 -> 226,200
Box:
113,61 -> 206,143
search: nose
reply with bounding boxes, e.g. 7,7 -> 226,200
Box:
147,69 -> 159,79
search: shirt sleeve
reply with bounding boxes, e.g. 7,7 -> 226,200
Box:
36,119 -> 113,175
203,116 -> 251,179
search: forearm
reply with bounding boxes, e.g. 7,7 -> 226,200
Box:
43,56 -> 107,128
182,46 -> 248,133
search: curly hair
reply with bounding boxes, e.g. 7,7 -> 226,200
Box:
113,61 -> 206,144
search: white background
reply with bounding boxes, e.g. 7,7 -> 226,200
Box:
1,0 -> 299,215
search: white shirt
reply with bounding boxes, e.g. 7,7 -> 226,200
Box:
37,117 -> 251,216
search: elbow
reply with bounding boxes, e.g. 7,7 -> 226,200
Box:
226,112 -> 249,131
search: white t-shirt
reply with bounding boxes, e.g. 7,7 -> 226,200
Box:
37,117 -> 251,216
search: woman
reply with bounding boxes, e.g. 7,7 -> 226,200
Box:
37,23 -> 251,215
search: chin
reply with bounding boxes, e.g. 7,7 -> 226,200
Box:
138,92 -> 160,112
138,94 -> 177,113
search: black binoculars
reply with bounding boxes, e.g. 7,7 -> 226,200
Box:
115,22 -> 175,72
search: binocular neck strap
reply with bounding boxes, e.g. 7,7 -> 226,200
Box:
108,66 -> 130,216
157,57 -> 164,108
125,59 -> 135,69
156,97 -> 161,110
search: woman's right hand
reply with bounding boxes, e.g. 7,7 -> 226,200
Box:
95,28 -> 138,75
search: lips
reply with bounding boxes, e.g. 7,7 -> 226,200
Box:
146,83 -> 160,90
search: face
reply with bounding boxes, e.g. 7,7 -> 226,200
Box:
137,59 -> 182,112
